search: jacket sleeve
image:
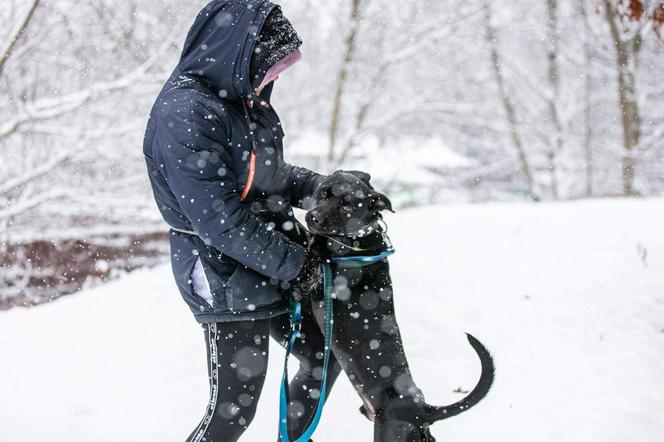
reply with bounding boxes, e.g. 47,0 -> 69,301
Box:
155,124 -> 306,282
281,163 -> 327,209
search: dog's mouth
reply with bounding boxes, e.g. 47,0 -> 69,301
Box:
306,220 -> 379,238
306,225 -> 344,237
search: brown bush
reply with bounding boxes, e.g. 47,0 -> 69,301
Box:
0,232 -> 168,310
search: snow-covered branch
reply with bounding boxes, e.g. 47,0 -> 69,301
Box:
0,188 -> 70,220
0,22 -> 178,140
0,70 -> 168,141
0,148 -> 80,195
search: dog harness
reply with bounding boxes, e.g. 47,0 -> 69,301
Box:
279,249 -> 395,442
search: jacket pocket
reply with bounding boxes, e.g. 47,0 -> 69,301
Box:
191,257 -> 214,308
170,232 -> 231,314
170,246 -> 213,314
195,247 -> 236,311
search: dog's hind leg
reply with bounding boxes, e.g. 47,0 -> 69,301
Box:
374,416 -> 434,442
374,419 -> 436,442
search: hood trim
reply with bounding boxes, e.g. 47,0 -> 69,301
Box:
255,48 -> 302,95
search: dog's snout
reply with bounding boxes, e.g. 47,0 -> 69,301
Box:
306,210 -> 322,227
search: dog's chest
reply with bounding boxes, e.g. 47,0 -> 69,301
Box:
326,260 -> 410,385
332,261 -> 393,312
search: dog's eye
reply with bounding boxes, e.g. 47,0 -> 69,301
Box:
340,205 -> 353,214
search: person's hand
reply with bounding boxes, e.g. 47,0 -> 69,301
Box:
290,249 -> 323,301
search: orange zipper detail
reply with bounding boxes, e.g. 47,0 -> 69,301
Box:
240,151 -> 256,201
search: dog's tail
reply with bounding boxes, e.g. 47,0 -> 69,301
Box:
425,333 -> 495,422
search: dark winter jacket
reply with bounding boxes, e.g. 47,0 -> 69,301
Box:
143,0 -> 323,323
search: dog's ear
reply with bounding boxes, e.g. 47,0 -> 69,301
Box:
371,192 -> 394,213
345,170 -> 372,185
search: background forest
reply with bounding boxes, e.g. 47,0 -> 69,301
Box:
1,0 -> 663,307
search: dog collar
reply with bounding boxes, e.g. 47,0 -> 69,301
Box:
332,249 -> 395,264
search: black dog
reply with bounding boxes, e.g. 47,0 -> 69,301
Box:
305,171 -> 494,442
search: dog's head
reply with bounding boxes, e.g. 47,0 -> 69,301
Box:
305,170 -> 393,237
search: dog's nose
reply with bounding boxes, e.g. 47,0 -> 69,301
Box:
306,210 -> 322,227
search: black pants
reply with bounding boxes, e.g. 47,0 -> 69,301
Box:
186,303 -> 342,442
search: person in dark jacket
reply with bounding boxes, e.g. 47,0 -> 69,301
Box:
143,1 -> 342,440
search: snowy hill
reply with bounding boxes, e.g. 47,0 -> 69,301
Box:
1,198 -> 663,442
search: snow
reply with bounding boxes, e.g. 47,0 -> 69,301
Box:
2,198 -> 664,441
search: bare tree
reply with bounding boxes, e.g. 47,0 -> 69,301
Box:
602,0 -> 663,196
581,0 -> 595,197
328,0 -> 364,162
328,1 -> 494,168
604,0 -> 643,196
545,0 -> 563,199
484,1 -> 538,201
0,0 -> 195,306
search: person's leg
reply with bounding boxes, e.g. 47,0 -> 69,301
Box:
187,319 -> 271,442
270,303 -> 343,440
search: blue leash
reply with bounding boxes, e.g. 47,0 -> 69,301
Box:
278,249 -> 395,442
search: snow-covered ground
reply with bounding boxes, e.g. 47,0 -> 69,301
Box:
1,198 -> 663,441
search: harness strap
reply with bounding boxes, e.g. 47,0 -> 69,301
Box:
333,249 -> 395,264
278,249 -> 395,442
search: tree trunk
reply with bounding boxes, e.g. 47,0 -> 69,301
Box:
605,1 -> 641,197
328,0 -> 362,162
581,0 -> 594,197
0,0 -> 41,77
484,2 -> 538,201
545,0 -> 563,200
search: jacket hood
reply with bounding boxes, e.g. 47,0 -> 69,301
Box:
178,0 -> 279,103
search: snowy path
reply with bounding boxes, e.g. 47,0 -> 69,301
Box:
1,198 -> 664,441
